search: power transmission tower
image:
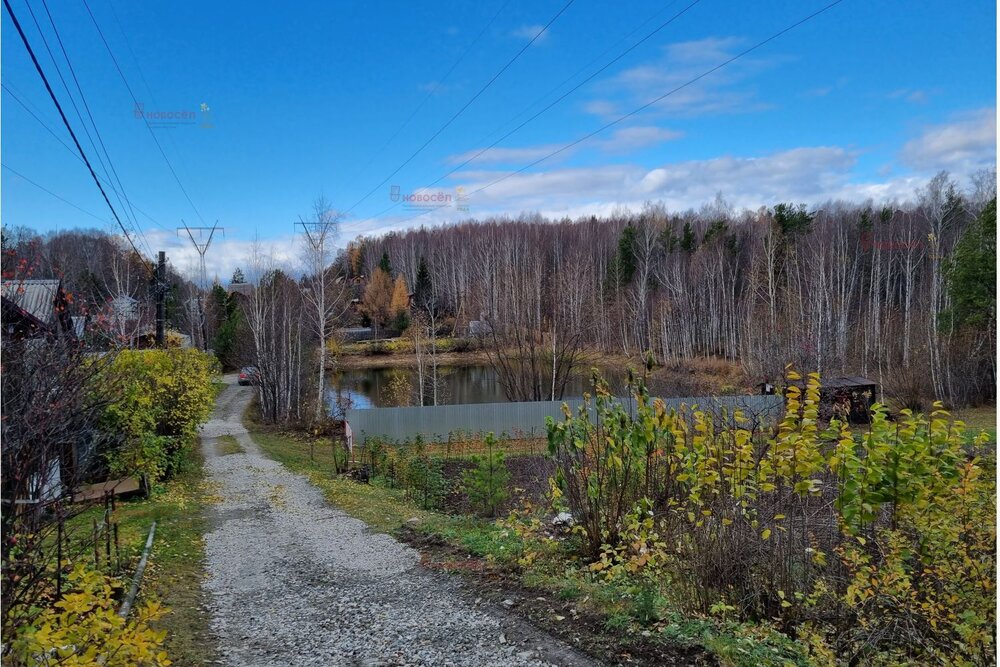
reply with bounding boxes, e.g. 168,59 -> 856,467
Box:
295,210 -> 341,421
177,221 -> 223,351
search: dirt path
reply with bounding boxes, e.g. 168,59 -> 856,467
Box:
200,374 -> 599,667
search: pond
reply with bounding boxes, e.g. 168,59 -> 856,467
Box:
326,364 -> 593,411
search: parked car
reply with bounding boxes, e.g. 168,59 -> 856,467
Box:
238,366 -> 260,386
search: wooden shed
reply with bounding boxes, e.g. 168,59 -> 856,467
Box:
760,375 -> 880,424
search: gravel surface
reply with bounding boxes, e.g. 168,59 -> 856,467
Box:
201,375 -> 599,667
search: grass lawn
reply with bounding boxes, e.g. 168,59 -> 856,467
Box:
952,404 -> 997,442
68,443 -> 218,666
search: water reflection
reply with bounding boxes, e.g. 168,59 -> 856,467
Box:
326,364 -> 593,411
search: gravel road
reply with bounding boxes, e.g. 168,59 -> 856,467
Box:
200,375 -> 599,667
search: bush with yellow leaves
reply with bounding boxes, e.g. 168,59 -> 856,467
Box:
546,367 -> 995,664
6,563 -> 170,666
100,348 -> 220,483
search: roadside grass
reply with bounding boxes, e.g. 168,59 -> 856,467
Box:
953,404 -> 997,443
249,425 -> 806,667
217,434 -> 244,455
65,443 -> 218,666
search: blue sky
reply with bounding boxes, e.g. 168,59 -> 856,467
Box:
2,0 -> 996,279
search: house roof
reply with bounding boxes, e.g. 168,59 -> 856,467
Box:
1,280 -> 61,326
823,376 -> 879,389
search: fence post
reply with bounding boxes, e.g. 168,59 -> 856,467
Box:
56,516 -> 63,599
92,518 -> 99,570
119,522 -> 156,619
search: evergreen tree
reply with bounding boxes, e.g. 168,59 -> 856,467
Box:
414,256 -> 432,310
231,267 -> 246,284
211,284 -> 240,369
680,221 -> 698,254
611,223 -> 637,286
948,198 -> 996,328
378,251 -> 392,274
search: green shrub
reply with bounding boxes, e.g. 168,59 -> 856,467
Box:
100,348 -> 219,483
461,432 -> 510,517
548,369 -> 996,664
405,456 -> 447,510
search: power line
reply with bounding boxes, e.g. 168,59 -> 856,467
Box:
359,0 -> 848,231
19,0 -> 150,256
401,0 -> 703,205
105,0 -> 201,197
2,0 -> 154,277
36,0 -> 152,256
342,0 -> 577,217
2,162 -> 111,224
177,221 -> 223,350
479,0 -> 684,146
436,0 -> 701,181
346,0 -> 513,192
81,0 -> 208,226
1,81 -> 171,232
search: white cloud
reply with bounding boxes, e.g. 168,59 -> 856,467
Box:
887,88 -> 933,104
466,149 -> 928,217
596,126 -> 682,153
511,24 -> 548,41
445,143 -> 567,166
444,146 -> 869,216
334,145 -> 937,239
582,99 -> 619,117
899,108 -> 996,174
584,36 -> 774,120
144,228 -> 301,284
443,126 -> 680,166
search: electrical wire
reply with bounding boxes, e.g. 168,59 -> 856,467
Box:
37,0 -> 152,256
357,0 -> 848,231
2,0 -> 155,277
1,81 -> 170,231
2,162 -> 111,224
342,0 -> 577,217
346,0 -> 514,192
81,0 -> 208,226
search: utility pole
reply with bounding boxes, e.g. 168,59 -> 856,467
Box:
155,251 -> 166,348
296,202 -> 342,422
177,221 -> 223,351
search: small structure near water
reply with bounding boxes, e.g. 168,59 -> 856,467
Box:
759,375 -> 879,424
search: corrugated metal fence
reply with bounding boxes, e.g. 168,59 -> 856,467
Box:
345,394 -> 785,444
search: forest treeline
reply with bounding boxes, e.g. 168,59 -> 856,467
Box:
346,172 -> 996,407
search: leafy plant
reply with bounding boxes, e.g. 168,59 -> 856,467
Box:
405,456 -> 447,510
461,432 -> 510,517
100,349 -> 219,484
547,368 -> 996,664
6,563 -> 171,666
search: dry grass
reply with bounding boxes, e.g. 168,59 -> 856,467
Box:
217,435 -> 244,455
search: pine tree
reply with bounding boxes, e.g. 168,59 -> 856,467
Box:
414,257 -> 432,310
680,221 -> 698,254
378,251 -> 392,274
948,198 -> 996,328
